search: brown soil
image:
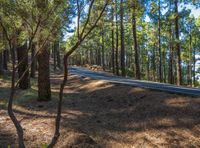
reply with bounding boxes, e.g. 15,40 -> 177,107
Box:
0,73 -> 200,148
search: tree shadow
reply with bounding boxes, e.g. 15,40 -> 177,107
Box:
0,129 -> 16,148
1,75 -> 200,147
57,81 -> 200,147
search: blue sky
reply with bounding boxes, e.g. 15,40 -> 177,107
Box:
191,8 -> 200,18
182,4 -> 200,18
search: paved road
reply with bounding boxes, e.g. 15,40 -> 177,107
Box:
69,67 -> 200,96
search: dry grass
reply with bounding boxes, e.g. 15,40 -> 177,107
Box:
0,73 -> 200,147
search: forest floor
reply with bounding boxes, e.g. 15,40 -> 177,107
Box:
0,70 -> 200,148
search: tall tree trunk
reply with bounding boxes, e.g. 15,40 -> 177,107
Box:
31,43 -> 36,78
90,49 -> 94,65
169,45 -> 174,84
56,42 -> 61,69
168,19 -> 174,84
120,0 -> 125,77
132,4 -> 140,79
111,3 -> 115,74
168,0 -> 174,84
146,48 -> 150,80
158,0 -> 162,82
188,33 -> 192,86
152,44 -> 156,81
102,29 -> 105,70
96,47 -> 101,66
174,0 -> 182,85
37,43 -> 51,101
17,43 -> 29,89
8,42 -> 25,148
7,48 -> 10,62
115,0 -> 119,75
193,37 -> 196,87
163,51 -> 166,83
53,43 -> 57,71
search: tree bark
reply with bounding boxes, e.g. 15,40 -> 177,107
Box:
169,44 -> 174,84
102,29 -> 105,70
188,34 -> 192,86
152,44 -> 156,81
98,47 -> 101,66
174,0 -> 182,85
53,43 -> 57,71
17,43 -> 30,89
115,0 -> 119,75
56,42 -> 61,69
132,4 -> 140,79
158,0 -> 162,82
120,0 -> 125,77
193,37 -> 196,87
111,3 -> 115,74
168,0 -> 174,84
37,42 -> 51,101
3,49 -> 8,70
31,43 -> 37,78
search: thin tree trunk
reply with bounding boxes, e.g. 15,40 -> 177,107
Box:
152,44 -> 156,81
102,29 -> 105,70
53,43 -> 57,71
3,49 -> 8,70
132,4 -> 140,79
169,44 -> 174,84
120,0 -> 125,76
56,42 -> 61,69
158,0 -> 162,82
188,33 -> 192,86
98,47 -> 101,66
146,49 -> 150,80
193,37 -> 196,87
111,3 -> 115,74
8,44 -> 25,148
115,0 -> 119,75
48,2 -> 109,146
174,0 -> 182,85
7,48 -> 10,62
31,43 -> 36,78
163,51 -> 166,83
168,16 -> 174,84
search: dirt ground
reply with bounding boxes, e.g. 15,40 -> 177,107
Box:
0,73 -> 200,148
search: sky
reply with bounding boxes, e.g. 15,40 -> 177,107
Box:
191,8 -> 200,18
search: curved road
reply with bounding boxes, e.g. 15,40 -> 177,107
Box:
69,67 -> 200,96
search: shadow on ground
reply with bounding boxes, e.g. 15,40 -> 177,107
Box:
0,74 -> 200,147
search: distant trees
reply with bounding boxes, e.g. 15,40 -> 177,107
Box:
69,0 -> 200,86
